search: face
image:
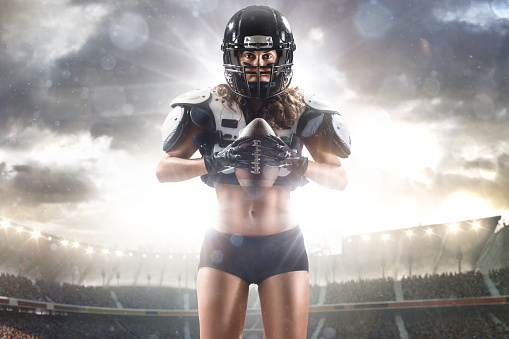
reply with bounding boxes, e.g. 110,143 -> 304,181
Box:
238,50 -> 279,82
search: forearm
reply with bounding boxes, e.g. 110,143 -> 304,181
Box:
304,160 -> 348,191
156,155 -> 207,183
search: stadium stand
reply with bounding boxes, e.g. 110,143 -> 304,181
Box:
1,216 -> 509,338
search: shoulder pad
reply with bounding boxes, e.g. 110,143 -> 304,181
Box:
300,92 -> 351,158
190,105 -> 215,131
326,113 -> 351,158
170,89 -> 211,108
303,92 -> 339,112
161,106 -> 190,152
296,108 -> 324,138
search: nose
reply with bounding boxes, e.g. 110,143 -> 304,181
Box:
252,55 -> 266,67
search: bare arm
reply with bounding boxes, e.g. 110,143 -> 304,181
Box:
301,135 -> 348,191
156,124 -> 208,183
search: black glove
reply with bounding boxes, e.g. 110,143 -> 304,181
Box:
203,137 -> 253,174
264,135 -> 308,177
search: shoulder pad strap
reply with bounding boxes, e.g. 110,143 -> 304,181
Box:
162,106 -> 190,152
170,89 -> 211,108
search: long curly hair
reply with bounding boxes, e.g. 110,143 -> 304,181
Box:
214,84 -> 303,132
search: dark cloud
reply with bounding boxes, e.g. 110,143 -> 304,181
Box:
90,115 -> 162,153
0,162 -> 97,206
332,0 -> 509,119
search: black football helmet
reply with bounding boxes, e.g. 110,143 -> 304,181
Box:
221,6 -> 296,99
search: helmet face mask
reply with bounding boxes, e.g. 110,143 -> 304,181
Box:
222,6 -> 296,99
224,61 -> 293,99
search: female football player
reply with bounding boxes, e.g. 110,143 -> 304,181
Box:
156,5 -> 350,338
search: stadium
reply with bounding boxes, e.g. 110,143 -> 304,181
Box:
1,215 -> 509,338
2,0 -> 509,338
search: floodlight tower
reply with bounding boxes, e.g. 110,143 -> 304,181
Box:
457,249 -> 463,273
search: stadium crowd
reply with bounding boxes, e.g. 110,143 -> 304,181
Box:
0,273 -> 44,301
319,311 -> 400,338
37,279 -> 116,308
325,277 -> 396,304
2,268 -> 509,338
490,266 -> 509,295
403,307 -> 509,338
4,308 -> 509,338
0,270 -> 505,309
401,271 -> 491,300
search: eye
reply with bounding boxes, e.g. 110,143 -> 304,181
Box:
242,52 -> 254,59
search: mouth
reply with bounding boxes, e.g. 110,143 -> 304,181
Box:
246,74 -> 272,82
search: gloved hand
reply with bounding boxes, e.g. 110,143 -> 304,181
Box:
203,136 -> 253,174
263,135 -> 308,177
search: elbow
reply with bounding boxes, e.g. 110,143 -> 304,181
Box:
155,162 -> 168,183
155,168 -> 164,183
336,176 -> 348,191
333,167 -> 348,191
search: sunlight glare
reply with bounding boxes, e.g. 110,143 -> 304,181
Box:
439,192 -> 494,223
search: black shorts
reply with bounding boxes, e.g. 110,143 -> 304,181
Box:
198,227 -> 309,285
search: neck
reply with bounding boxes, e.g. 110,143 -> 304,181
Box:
248,99 -> 264,113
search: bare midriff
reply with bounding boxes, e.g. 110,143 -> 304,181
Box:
213,183 -> 297,236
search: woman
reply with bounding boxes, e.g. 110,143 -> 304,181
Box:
156,5 -> 350,339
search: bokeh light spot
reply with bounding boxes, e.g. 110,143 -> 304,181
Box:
491,0 -> 509,18
355,1 -> 393,37
473,94 -> 494,120
110,12 -> 149,50
231,235 -> 243,247
101,55 -> 117,70
211,250 -> 223,264
423,77 -> 440,96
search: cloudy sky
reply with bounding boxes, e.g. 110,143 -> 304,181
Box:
1,0 -> 509,253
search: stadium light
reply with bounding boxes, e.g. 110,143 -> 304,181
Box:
73,241 -> 80,248
362,235 -> 371,241
426,228 -> 433,235
406,230 -> 413,237
61,240 -> 69,246
382,233 -> 390,240
17,226 -> 23,233
86,247 -> 94,254
155,254 -> 160,259
31,230 -> 41,239
1,220 -> 10,229
101,248 -> 109,255
472,221 -> 481,230
449,223 -> 459,233
115,250 -> 123,257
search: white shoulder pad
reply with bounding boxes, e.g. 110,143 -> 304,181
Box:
303,92 -> 339,112
170,88 -> 211,108
161,106 -> 190,152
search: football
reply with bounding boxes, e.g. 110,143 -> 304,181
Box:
235,118 -> 280,199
